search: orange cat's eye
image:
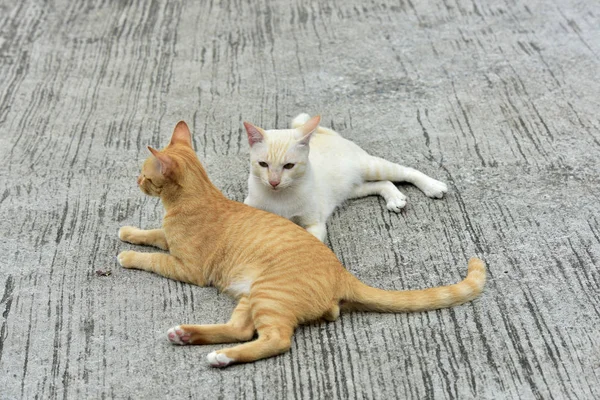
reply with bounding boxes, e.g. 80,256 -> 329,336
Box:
258,162 -> 268,168
283,163 -> 295,169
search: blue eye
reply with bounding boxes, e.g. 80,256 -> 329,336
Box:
283,163 -> 295,169
258,161 -> 268,168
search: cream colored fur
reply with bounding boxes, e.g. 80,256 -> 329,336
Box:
244,113 -> 448,241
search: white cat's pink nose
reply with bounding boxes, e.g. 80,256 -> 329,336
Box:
269,180 -> 280,188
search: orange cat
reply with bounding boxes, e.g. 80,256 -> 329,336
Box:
117,121 -> 486,367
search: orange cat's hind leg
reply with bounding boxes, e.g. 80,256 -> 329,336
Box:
205,299 -> 298,367
167,297 -> 254,345
206,325 -> 294,368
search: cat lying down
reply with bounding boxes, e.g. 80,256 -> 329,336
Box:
244,114 -> 448,241
117,121 -> 486,367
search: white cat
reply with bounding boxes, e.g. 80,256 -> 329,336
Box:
243,113 -> 448,242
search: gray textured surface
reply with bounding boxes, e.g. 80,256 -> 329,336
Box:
1,0 -> 599,398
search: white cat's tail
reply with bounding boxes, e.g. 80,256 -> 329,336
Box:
341,258 -> 486,312
291,113 -> 340,136
291,113 -> 311,128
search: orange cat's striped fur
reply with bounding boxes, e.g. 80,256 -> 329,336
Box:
117,121 -> 486,367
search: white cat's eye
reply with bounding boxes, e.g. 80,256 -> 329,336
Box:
283,163 -> 295,170
258,161 -> 268,168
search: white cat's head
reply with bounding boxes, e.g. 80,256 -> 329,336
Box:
244,116 -> 320,191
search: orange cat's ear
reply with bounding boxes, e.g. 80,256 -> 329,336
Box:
147,146 -> 175,176
170,121 -> 193,147
244,122 -> 265,147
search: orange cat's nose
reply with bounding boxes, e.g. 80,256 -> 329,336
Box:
269,180 -> 280,188
137,176 -> 143,185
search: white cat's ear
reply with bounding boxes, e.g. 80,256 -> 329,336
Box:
170,121 -> 193,147
296,115 -> 320,145
147,146 -> 175,176
243,122 -> 265,147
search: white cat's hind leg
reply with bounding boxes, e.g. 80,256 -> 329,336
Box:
418,178 -> 448,199
362,156 -> 448,199
351,181 -> 407,212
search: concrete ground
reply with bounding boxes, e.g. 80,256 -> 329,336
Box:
1,0 -> 599,398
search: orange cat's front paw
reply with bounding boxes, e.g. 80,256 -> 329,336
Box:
117,250 -> 137,268
118,226 -> 138,243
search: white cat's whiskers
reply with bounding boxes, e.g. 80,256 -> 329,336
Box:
244,114 -> 448,242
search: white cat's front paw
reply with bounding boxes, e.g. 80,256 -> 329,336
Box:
386,194 -> 407,213
167,325 -> 191,345
207,351 -> 234,367
422,179 -> 448,199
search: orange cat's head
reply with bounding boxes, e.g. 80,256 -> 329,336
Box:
137,121 -> 197,197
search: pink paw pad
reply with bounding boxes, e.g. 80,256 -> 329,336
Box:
167,326 -> 191,345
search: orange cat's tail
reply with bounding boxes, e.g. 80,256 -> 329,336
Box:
341,258 -> 486,312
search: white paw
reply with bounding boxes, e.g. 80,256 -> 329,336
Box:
291,113 -> 311,128
421,179 -> 448,199
386,193 -> 407,213
207,351 -> 234,367
167,325 -> 191,345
